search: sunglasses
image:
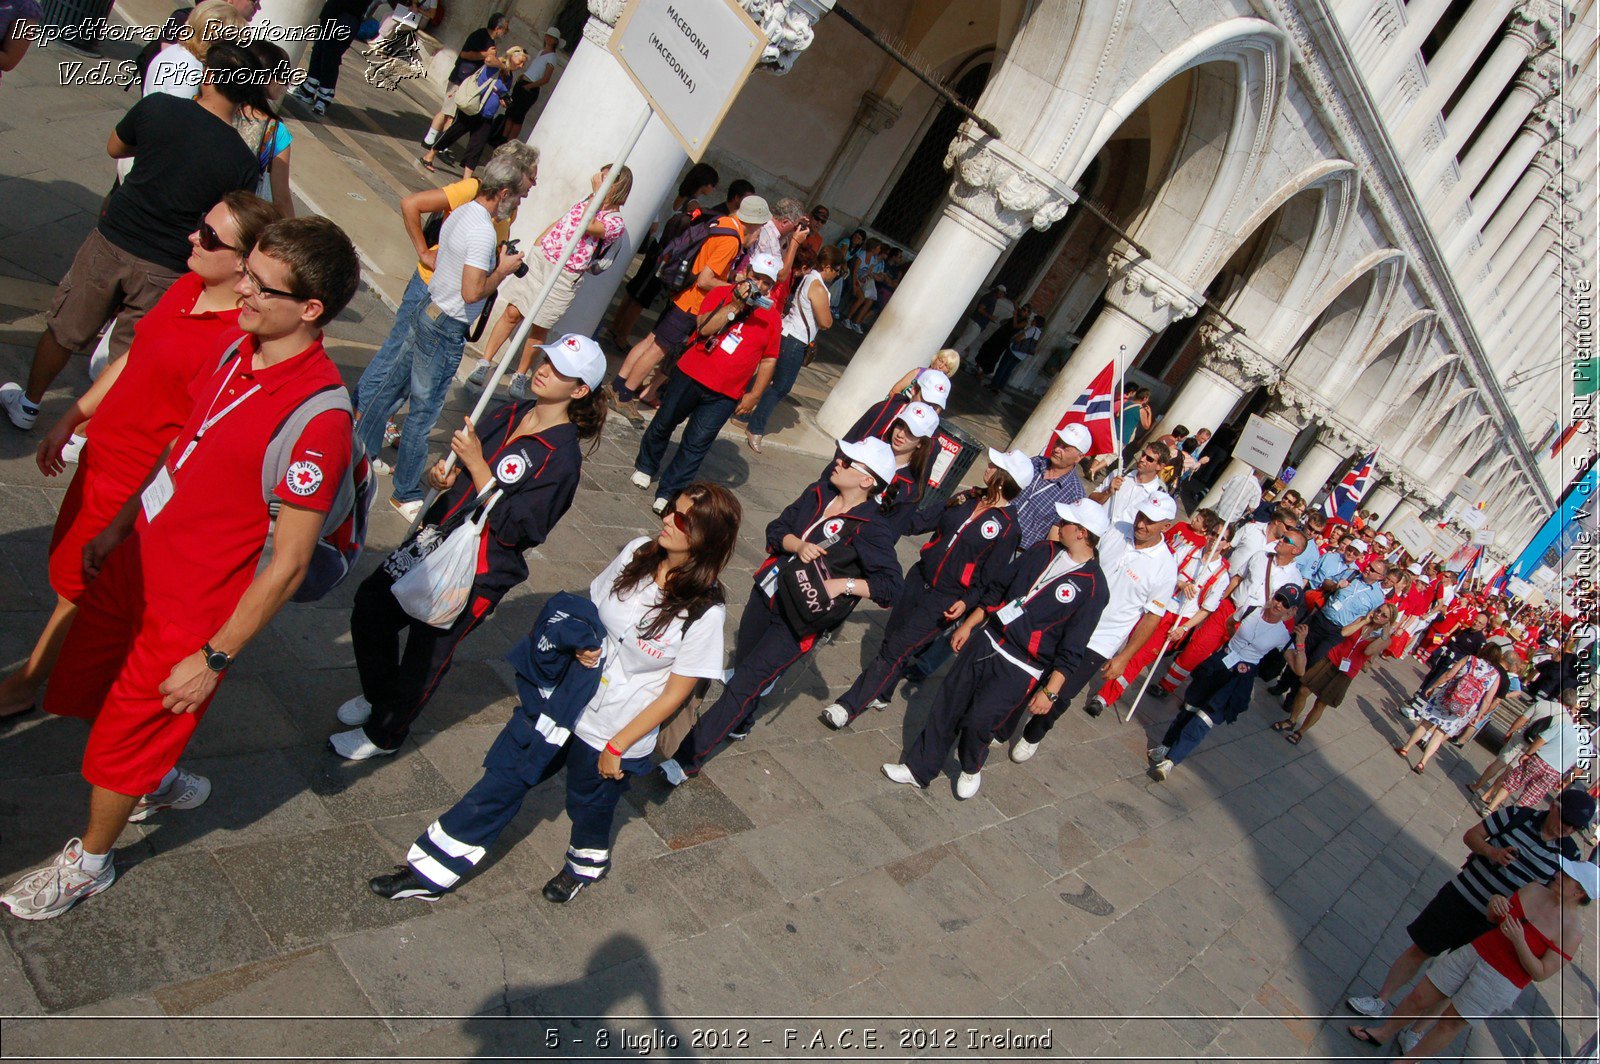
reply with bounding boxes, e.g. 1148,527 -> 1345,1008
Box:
197,221 -> 238,253
241,264 -> 305,301
1139,452 -> 1159,462
665,510 -> 691,533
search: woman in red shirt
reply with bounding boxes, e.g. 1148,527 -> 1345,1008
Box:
1275,602 -> 1396,744
0,192 -> 279,721
1349,860 -> 1592,1058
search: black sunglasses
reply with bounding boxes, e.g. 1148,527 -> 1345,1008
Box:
197,221 -> 238,253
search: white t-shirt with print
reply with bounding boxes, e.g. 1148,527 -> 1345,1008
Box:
573,537 -> 727,760
1222,611 -> 1293,666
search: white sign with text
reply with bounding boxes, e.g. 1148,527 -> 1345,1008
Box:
1233,414 -> 1296,477
610,0 -> 765,160
1392,517 -> 1434,557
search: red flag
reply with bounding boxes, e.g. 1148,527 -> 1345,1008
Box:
1049,361 -> 1117,456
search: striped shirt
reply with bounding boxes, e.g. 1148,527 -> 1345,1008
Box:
1450,806 -> 1580,914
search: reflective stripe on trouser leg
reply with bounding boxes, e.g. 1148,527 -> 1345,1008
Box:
1098,612 -> 1177,704
563,741 -> 631,880
1158,604 -> 1231,692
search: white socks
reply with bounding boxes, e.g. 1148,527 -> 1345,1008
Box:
78,848 -> 110,873
423,129 -> 439,146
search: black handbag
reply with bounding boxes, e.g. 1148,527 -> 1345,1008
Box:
775,539 -> 864,639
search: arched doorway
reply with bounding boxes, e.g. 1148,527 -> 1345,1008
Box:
871,62 -> 992,247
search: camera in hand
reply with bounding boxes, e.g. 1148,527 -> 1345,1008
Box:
502,239 -> 530,278
736,278 -> 774,310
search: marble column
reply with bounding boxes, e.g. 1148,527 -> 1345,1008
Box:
1488,223 -> 1560,311
1369,0 -> 1456,99
1473,145 -> 1561,261
508,0 -> 834,339
1466,105 -> 1562,227
1410,3 -> 1556,195
1291,437 -> 1350,502
811,91 -> 901,219
1488,183 -> 1562,279
1394,0 -> 1520,143
816,131 -> 1075,438
1429,68 -> 1559,227
1366,483 -> 1403,524
1148,318 -> 1273,439
1382,496 -> 1424,530
255,0 -> 313,65
1008,242 -> 1202,455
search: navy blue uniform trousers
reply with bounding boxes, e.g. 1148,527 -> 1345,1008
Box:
838,577 -> 956,722
904,635 -> 1035,785
993,648 -> 1106,744
673,589 -> 811,775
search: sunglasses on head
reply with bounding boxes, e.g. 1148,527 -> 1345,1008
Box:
197,221 -> 238,253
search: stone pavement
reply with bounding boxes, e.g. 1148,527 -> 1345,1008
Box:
0,26 -> 1596,1064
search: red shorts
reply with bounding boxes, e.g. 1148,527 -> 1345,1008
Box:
47,453 -> 136,603
43,547 -> 218,796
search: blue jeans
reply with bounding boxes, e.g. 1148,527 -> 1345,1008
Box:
745,334 -> 807,435
353,269 -> 428,443
355,290 -> 468,503
634,370 -> 738,500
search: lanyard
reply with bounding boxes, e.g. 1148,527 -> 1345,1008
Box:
1013,553 -> 1076,609
175,367 -> 260,470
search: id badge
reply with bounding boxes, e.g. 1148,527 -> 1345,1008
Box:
141,467 -> 175,522
1338,656 -> 1355,674
760,564 -> 780,599
996,601 -> 1023,625
719,328 -> 742,354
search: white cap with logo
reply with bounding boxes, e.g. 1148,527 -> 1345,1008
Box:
838,437 -> 898,488
1055,498 -> 1110,538
1055,423 -> 1092,453
541,334 -> 607,390
1138,492 -> 1178,523
987,447 -> 1036,491
747,253 -> 783,280
894,401 -> 940,438
915,369 -> 951,409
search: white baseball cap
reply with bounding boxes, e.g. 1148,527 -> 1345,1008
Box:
541,334 -> 606,390
838,437 -> 898,488
1137,492 -> 1177,523
747,253 -> 783,280
1055,498 -> 1110,538
1560,857 -> 1599,901
1351,539 -> 1368,551
894,401 -> 939,439
915,369 -> 951,409
987,447 -> 1035,491
1054,423 -> 1092,453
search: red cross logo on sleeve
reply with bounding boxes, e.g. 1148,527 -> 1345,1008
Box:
496,453 -> 528,483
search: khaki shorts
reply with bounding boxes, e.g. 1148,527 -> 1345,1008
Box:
46,228 -> 180,356
1426,944 -> 1522,1022
500,254 -> 580,329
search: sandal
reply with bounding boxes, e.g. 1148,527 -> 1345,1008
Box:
1271,720 -> 1294,732
418,155 -> 436,172
1346,1025 -> 1385,1047
1286,730 -> 1303,745
1412,762 -> 1427,775
1393,746 -> 1410,758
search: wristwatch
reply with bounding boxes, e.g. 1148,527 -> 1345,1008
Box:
1043,690 -> 1059,703
202,642 -> 234,673
844,578 -> 857,597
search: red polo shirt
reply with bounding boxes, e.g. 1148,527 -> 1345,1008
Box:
135,334 -> 352,639
674,284 -> 781,400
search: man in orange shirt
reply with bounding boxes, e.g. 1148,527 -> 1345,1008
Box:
610,196 -> 768,422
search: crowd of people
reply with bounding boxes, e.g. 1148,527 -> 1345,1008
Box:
0,11 -> 1595,1053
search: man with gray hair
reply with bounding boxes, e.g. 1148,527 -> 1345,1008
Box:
755,196 -> 811,279
354,145 -> 537,521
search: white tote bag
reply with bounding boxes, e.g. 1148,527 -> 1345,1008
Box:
392,490 -> 501,627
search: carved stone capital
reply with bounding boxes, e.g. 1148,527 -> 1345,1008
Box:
738,0 -> 834,75
1197,318 -> 1276,390
853,90 -> 899,135
1102,241 -> 1204,333
1506,0 -> 1561,51
1267,381 -> 1329,426
942,129 -> 1077,244
584,0 -> 628,46
1526,100 -> 1563,143
1513,50 -> 1563,104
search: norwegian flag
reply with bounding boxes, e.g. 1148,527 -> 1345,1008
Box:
1048,360 -> 1117,456
1324,448 -> 1377,521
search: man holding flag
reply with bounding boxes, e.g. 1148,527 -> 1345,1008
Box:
1324,448 -> 1378,521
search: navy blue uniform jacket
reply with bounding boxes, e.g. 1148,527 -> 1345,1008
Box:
908,492 -> 1021,609
761,481 -> 903,613
977,541 -> 1109,677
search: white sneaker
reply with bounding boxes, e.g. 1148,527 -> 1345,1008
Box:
0,383 -> 38,430
508,373 -> 532,400
881,763 -> 923,788
0,839 -> 115,920
464,361 -> 492,391
61,433 -> 86,465
128,768 -> 211,822
660,758 -> 688,787
866,698 -> 890,712
1147,744 -> 1169,764
651,497 -> 669,515
389,497 -> 423,523
371,458 -> 393,476
336,694 -> 373,726
1346,995 -> 1389,1018
955,771 -> 981,799
328,727 -> 398,761
819,704 -> 849,729
1397,1027 -> 1421,1054
1151,758 -> 1173,781
382,419 -> 401,449
88,331 -> 112,381
1010,738 -> 1039,763
630,470 -> 652,490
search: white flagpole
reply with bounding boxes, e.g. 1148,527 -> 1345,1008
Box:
405,104 -> 653,535
1124,533 -> 1219,723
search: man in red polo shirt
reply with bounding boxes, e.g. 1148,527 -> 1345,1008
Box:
1,218 -> 362,921
630,253 -> 783,514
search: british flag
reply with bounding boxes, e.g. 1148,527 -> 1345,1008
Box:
1324,448 -> 1377,521
1049,360 -> 1117,456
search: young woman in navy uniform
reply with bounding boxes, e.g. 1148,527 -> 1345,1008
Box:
660,437 -> 903,784
839,367 -> 950,445
883,498 -> 1111,800
820,448 -> 1033,729
331,335 -> 609,760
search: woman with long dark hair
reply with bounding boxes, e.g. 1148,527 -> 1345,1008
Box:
821,449 -> 1031,729
660,438 -> 904,784
331,335 -> 610,760
370,483 -> 742,903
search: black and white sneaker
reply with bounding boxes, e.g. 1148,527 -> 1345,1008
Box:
369,866 -> 442,902
542,868 -> 602,904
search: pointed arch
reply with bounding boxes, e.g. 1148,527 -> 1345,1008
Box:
1281,249 -> 1407,396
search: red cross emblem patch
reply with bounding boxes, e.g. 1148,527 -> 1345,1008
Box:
497,453 -> 528,483
285,460 -> 323,496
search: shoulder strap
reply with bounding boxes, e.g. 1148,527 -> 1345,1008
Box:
260,385 -> 355,515
217,334 -> 249,372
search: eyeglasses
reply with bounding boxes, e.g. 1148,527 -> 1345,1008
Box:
1139,452 -> 1159,463
665,510 -> 691,533
197,221 -> 238,253
241,264 -> 305,301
